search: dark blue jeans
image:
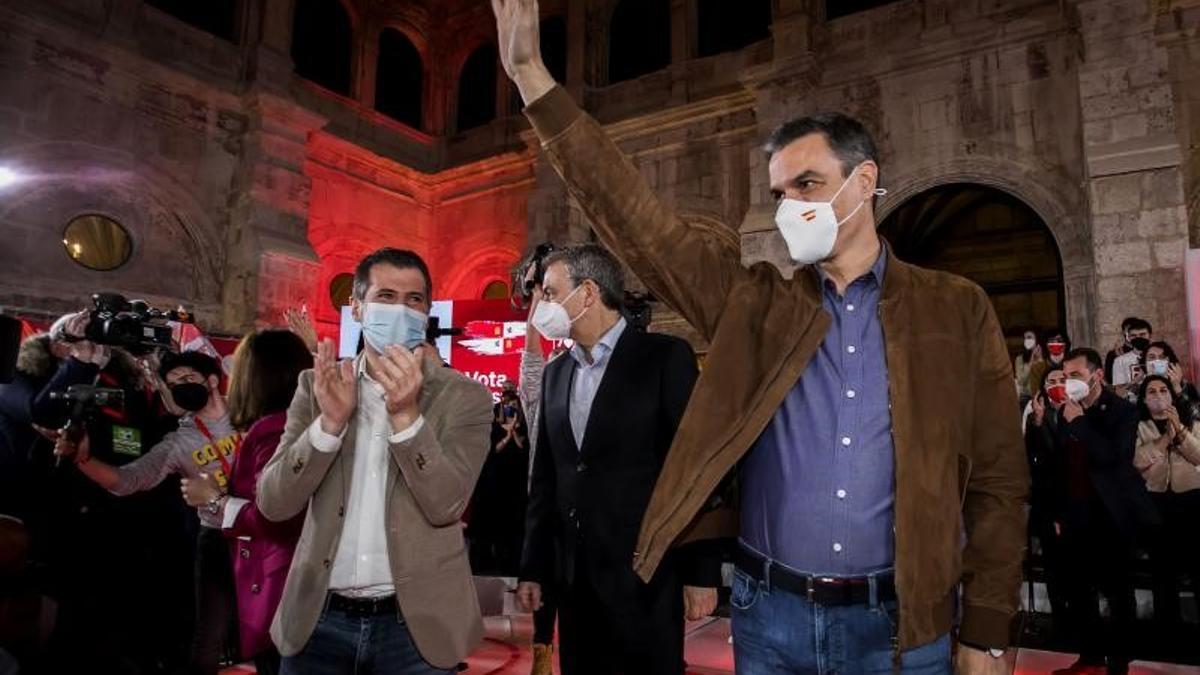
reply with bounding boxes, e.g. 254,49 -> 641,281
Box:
730,568 -> 952,674
279,603 -> 454,675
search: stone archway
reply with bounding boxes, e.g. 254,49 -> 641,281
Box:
879,184 -> 1065,353
877,157 -> 1095,349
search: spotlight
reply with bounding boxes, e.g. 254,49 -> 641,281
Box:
0,167 -> 21,189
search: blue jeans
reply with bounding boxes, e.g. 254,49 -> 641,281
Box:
730,568 -> 952,674
279,603 -> 454,675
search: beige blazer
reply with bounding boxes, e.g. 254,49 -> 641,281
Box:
257,355 -> 493,668
1134,419 -> 1200,494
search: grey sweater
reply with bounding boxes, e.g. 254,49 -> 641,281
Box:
110,413 -> 242,520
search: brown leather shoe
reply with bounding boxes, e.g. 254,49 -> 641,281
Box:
531,643 -> 554,675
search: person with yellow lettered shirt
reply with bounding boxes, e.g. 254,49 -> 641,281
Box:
56,351 -> 242,675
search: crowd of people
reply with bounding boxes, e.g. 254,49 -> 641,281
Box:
1018,318 -> 1200,672
1,2 -> 1198,675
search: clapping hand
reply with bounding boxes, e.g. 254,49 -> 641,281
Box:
181,472 -> 222,508
314,339 -> 357,436
375,345 -> 424,431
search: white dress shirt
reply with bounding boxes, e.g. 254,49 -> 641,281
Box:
568,317 -> 627,449
308,358 -> 425,598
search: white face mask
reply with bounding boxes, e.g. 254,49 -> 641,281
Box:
1147,359 -> 1170,376
1146,396 -> 1171,416
1065,377 -> 1091,402
774,164 -> 887,265
1023,337 -> 1037,351
531,285 -> 588,341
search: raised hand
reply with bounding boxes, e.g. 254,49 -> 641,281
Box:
285,306 -> 319,353
313,339 -> 357,436
1029,394 -> 1046,428
1167,362 -> 1185,392
491,0 -> 555,104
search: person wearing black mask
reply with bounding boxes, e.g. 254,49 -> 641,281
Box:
1051,349 -> 1160,675
1134,374 -> 1200,641
1105,317 -> 1144,384
54,350 -> 242,675
1111,319 -> 1153,397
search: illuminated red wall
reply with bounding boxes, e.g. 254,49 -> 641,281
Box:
302,131 -> 534,339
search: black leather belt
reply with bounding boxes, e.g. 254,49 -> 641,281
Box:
328,593 -> 397,616
734,547 -> 896,607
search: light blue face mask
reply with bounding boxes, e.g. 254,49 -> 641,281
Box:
361,303 -> 428,352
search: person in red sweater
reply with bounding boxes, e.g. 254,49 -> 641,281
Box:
182,329 -> 312,675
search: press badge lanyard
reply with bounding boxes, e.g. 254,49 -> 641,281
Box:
192,416 -> 236,478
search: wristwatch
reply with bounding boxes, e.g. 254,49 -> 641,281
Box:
960,639 -> 1006,659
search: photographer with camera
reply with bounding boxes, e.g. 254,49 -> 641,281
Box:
29,309 -> 194,674
54,349 -> 241,675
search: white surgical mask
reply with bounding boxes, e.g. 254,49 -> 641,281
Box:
1147,359 -> 1170,376
361,303 -> 428,352
531,285 -> 587,341
1065,377 -> 1091,402
774,164 -> 887,265
1023,337 -> 1037,351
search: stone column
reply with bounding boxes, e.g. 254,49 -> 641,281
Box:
1155,0 -> 1200,246
218,92 -> 326,332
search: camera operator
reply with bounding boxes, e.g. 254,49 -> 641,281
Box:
54,350 -> 241,675
29,310 -> 194,675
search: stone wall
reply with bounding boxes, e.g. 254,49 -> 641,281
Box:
1077,0 -> 1192,356
0,0 -> 1195,368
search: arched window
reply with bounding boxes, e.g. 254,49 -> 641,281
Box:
457,44 -> 498,132
482,280 -> 509,301
146,0 -> 238,41
696,0 -> 771,57
375,28 -> 423,129
292,0 -> 354,96
608,0 -> 670,84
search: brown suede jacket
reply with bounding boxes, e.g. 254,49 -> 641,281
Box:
524,86 -> 1029,650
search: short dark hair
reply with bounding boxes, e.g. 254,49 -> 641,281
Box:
1143,341 -> 1179,365
764,112 -> 880,181
226,329 -> 313,430
544,244 -> 625,310
1120,316 -> 1141,332
1126,318 -> 1152,334
1064,347 -> 1103,373
353,248 -> 432,301
159,350 -> 221,381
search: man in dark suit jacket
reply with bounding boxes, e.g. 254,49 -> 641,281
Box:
517,244 -> 721,675
1053,348 -> 1160,675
